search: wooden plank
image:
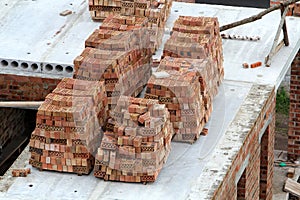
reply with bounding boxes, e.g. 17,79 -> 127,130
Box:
284,178 -> 300,197
265,5 -> 289,67
0,101 -> 43,109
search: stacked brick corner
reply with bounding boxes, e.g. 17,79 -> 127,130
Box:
29,78 -> 107,175
94,96 -> 173,182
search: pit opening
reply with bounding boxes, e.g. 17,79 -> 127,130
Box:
55,65 -> 63,72
11,61 -> 19,68
1,60 -> 9,67
21,63 -> 29,69
45,64 -> 53,71
65,66 -> 74,73
31,63 -> 38,71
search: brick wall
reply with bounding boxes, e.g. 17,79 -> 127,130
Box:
0,108 -> 25,149
212,87 -> 275,200
190,84 -> 275,200
288,49 -> 300,160
0,74 -> 61,101
237,170 -> 246,199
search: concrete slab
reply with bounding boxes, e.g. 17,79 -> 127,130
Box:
1,1 -> 300,199
0,0 -> 100,79
155,2 -> 300,90
0,80 -> 252,200
1,1 -> 300,86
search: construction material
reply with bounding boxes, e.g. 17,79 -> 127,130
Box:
287,168 -> 295,178
243,63 -> 249,68
163,16 -> 224,81
29,78 -> 107,175
220,0 -> 300,32
221,33 -> 260,41
145,56 -> 219,142
59,10 -> 72,16
250,62 -> 262,68
12,168 -> 31,177
265,5 -> 289,66
0,101 -> 43,109
284,178 -> 300,197
88,0 -> 172,52
94,96 -> 173,182
149,16 -> 224,143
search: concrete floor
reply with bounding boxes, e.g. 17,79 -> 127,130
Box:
272,150 -> 300,200
1,1 -> 300,199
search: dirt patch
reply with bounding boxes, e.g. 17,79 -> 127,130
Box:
275,112 -> 289,151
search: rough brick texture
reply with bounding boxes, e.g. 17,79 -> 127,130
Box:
76,18 -> 153,114
288,49 -> 300,160
0,74 -> 61,101
94,96 -> 173,182
212,87 -> 275,200
29,78 -> 107,175
145,57 -> 218,142
0,108 -> 25,149
189,85 -> 275,200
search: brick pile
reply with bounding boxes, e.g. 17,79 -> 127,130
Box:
29,78 -> 107,175
88,0 -> 172,52
145,60 -> 208,142
76,14 -> 153,113
143,16 -> 223,143
163,16 -> 224,81
89,0 -> 172,22
85,15 -> 150,51
85,13 -> 162,54
94,96 -> 173,182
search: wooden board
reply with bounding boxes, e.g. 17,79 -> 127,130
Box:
284,178 -> 300,197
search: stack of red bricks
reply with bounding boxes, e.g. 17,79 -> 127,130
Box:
89,0 -> 122,19
94,96 -> 173,182
163,16 -> 224,82
89,0 -> 172,22
145,63 -> 205,142
77,14 -> 153,112
144,16 -> 223,143
159,56 -> 219,116
88,0 -> 172,52
85,14 -> 150,52
29,78 -> 107,175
